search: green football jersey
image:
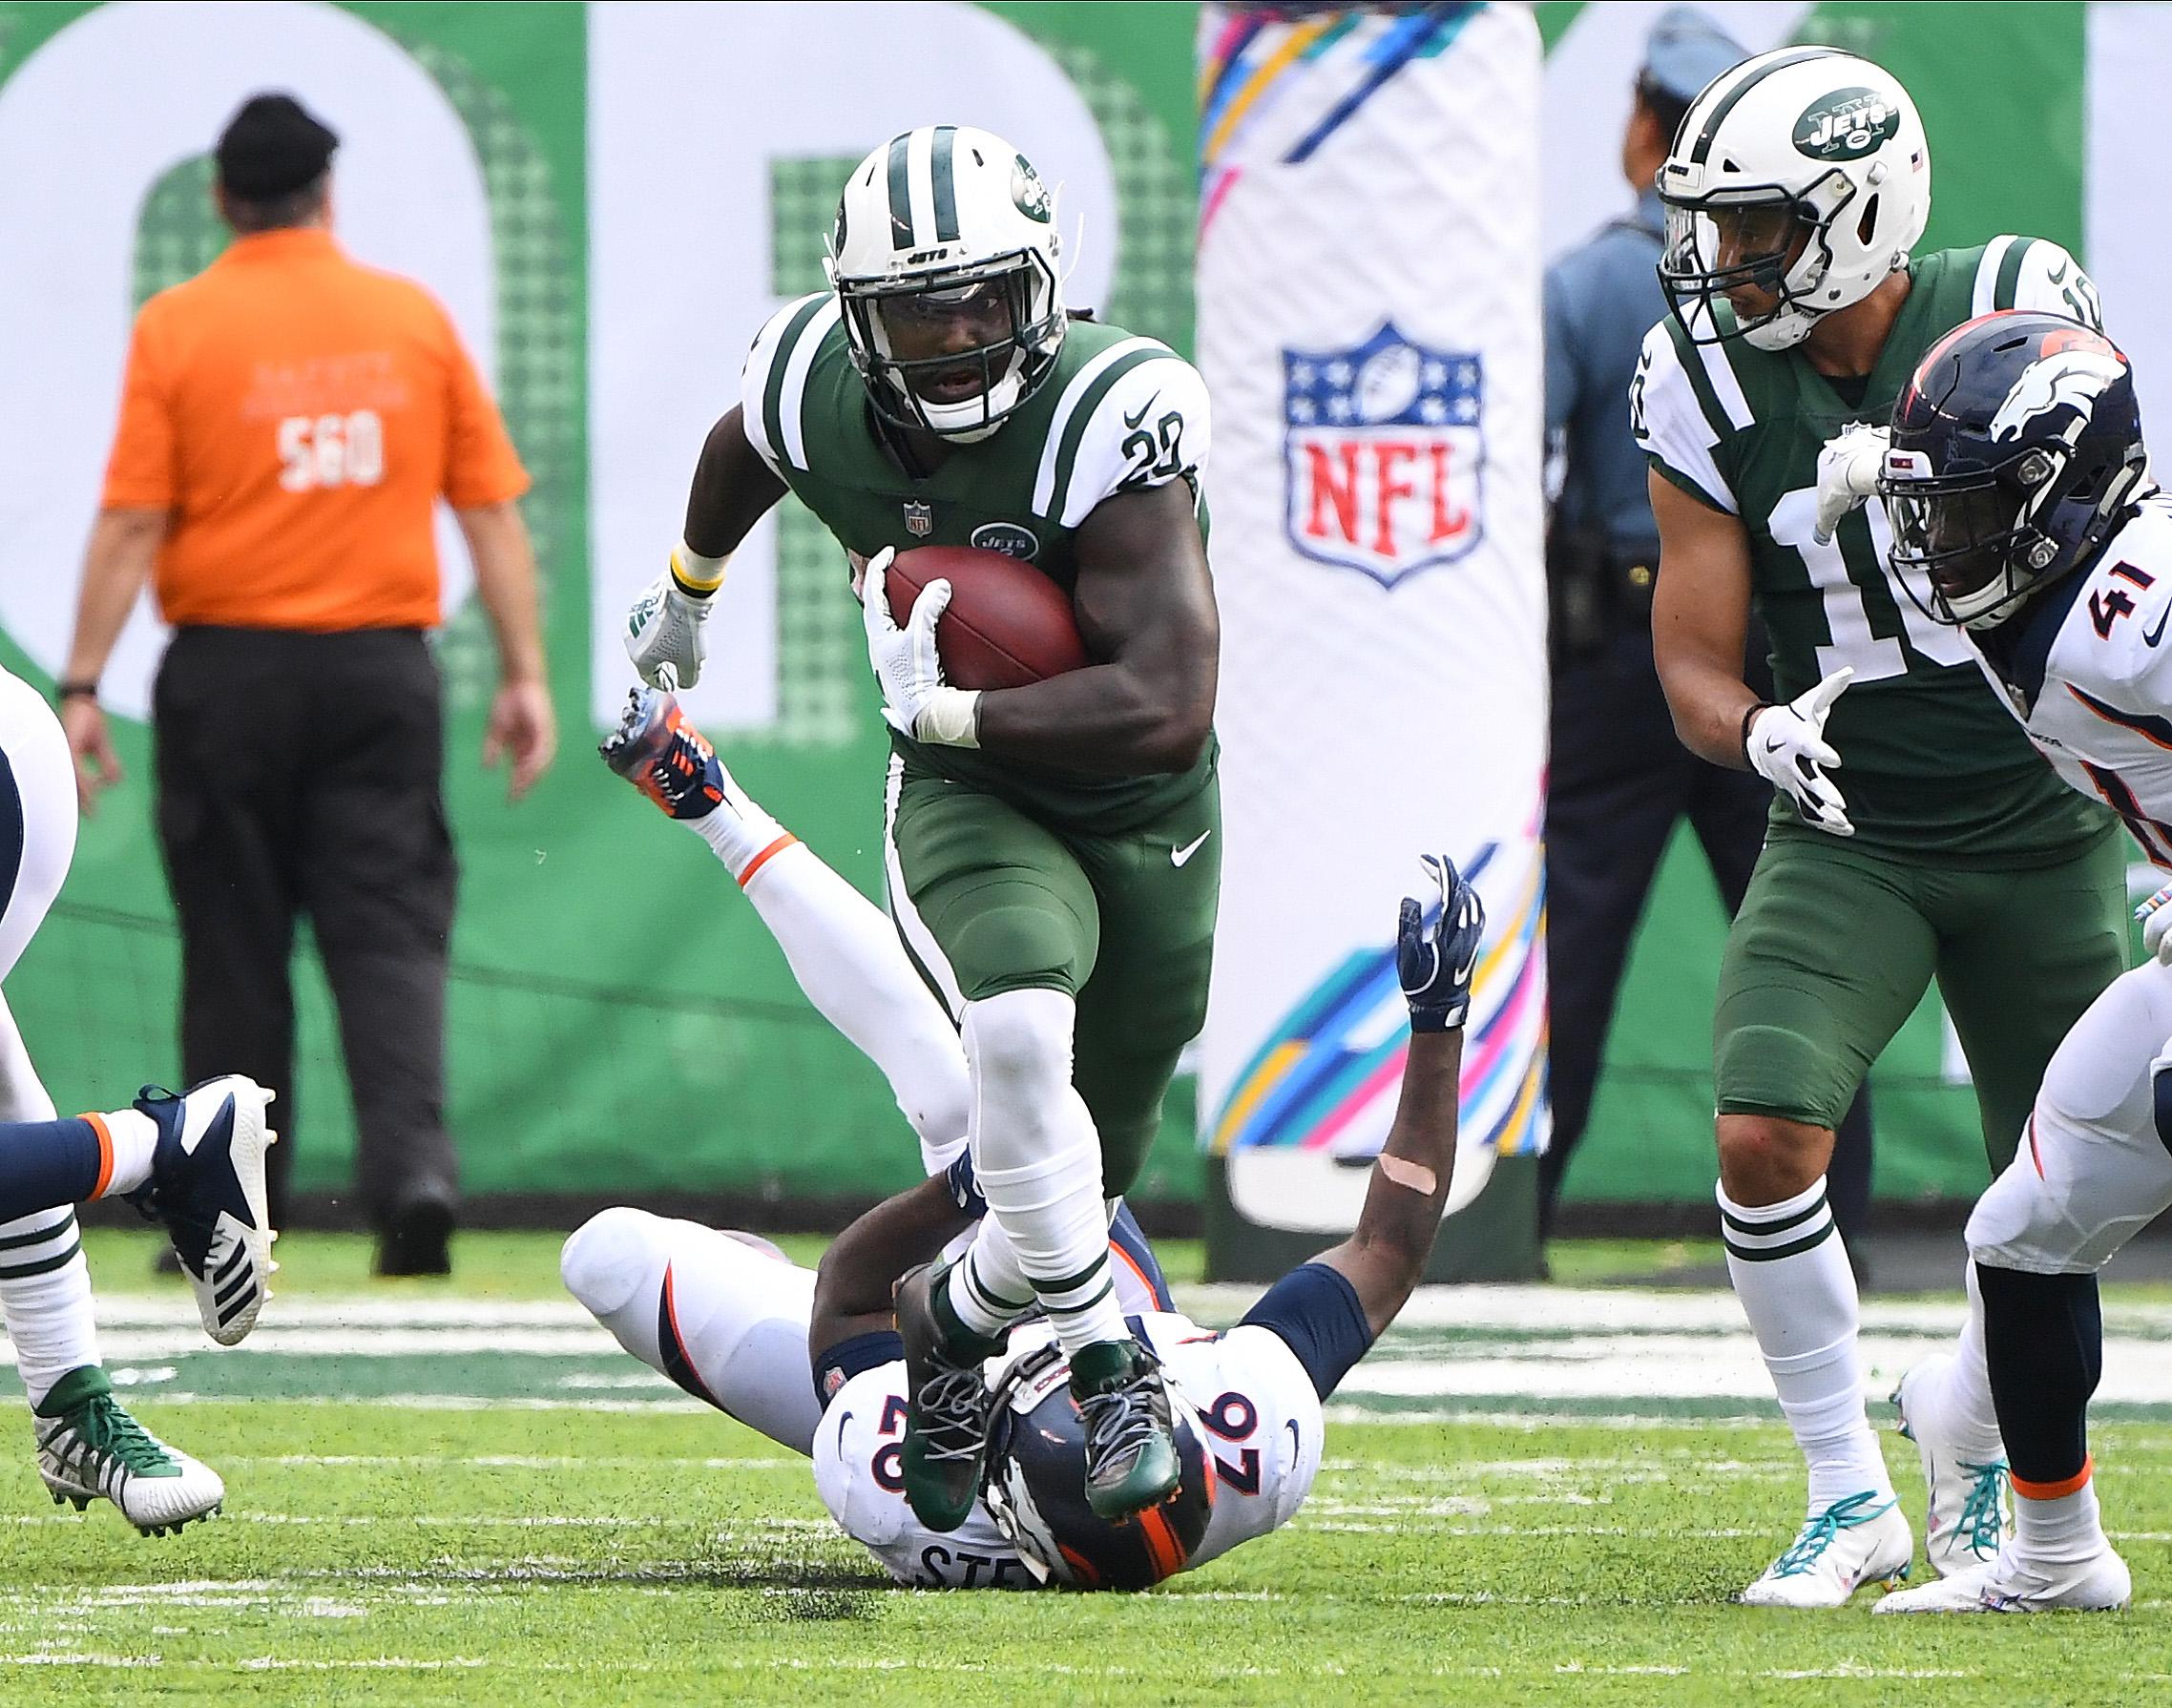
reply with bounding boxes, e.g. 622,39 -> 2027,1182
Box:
742,292 -> 1214,833
1633,236 -> 2116,861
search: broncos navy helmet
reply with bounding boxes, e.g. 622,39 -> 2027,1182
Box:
981,1342 -> 1214,1591
1879,309 -> 2148,630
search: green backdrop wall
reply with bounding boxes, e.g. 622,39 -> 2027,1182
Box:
0,2 -> 2138,1211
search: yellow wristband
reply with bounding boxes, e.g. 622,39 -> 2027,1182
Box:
669,541 -> 729,597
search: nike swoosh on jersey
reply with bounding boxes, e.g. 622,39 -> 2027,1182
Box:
1124,391 -> 1162,429
2145,605 -> 2170,648
1170,830 -> 1213,867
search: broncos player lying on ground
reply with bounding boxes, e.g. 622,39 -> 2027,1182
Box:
1804,309 -> 2162,1613
1637,44 -> 2129,1605
577,691 -> 1481,1587
0,660 -> 278,1537
622,124 -> 1222,1534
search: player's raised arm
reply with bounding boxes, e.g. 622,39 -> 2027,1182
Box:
1305,858 -> 1482,1337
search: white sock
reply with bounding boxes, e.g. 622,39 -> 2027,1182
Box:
946,1215 -> 1035,1340
738,842 -> 970,1174
1720,1177 -> 1892,1511
0,1010 -> 97,1406
1940,1260 -> 2007,1461
690,771 -> 792,882
94,1109 -> 160,1198
958,989 -> 1125,1355
0,1208 -> 95,1406
2013,1467 -> 2110,1567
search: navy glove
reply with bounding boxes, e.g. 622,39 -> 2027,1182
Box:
1396,854 -> 1485,1033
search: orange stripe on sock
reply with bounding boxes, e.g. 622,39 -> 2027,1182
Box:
80,1113 -> 114,1201
2013,1456 -> 2093,1501
736,833 -> 799,889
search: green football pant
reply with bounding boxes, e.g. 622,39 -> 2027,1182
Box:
882,755 -> 1221,1196
1714,826 -> 2128,1173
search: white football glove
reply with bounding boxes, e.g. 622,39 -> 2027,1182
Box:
1745,667 -> 1855,837
2137,882 -> 2172,966
625,561 -> 715,692
861,547 -> 981,747
1812,424 -> 1891,547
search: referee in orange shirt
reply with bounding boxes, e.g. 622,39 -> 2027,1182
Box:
57,94 -> 554,1276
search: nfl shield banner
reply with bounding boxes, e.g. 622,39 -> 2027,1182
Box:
1196,2 -> 1547,1281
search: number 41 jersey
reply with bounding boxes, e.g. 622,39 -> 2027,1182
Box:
1634,236 -> 2115,861
1977,494 -> 2172,866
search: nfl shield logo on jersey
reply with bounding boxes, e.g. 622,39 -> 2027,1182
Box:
1284,323 -> 1483,587
903,500 -> 934,537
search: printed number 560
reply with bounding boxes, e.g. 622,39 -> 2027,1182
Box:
278,410 -> 385,492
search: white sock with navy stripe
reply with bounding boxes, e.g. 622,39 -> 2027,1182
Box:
0,1020 -> 97,1408
1720,1177 -> 1892,1512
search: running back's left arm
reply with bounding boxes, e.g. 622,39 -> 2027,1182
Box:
972,479 -> 1219,776
808,1177 -> 973,1354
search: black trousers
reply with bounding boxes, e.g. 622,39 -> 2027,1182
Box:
152,626 -> 458,1227
1541,629 -> 1874,1239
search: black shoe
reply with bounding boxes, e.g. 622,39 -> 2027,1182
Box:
1071,1337 -> 1180,1521
376,1198 -> 454,1277
895,1262 -> 1001,1532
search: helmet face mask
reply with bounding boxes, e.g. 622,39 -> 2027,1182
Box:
1883,457 -> 2057,627
836,249 -> 1062,440
1659,179 -> 1835,347
828,127 -> 1068,444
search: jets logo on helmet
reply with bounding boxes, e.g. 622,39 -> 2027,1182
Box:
827,125 -> 1068,443
1878,310 -> 2149,630
1657,48 -> 1930,351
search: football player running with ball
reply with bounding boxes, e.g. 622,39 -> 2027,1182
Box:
1808,310 -> 2160,1614
1636,48 -> 2129,1604
622,128 -> 1219,1530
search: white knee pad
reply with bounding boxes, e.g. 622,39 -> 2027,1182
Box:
561,1206 -> 821,1455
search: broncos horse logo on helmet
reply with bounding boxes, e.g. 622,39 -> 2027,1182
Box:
981,1341 -> 1215,1591
1878,310 -> 2150,630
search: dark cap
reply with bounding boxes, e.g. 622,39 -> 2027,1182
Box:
1639,7 -> 1748,107
215,94 -> 338,199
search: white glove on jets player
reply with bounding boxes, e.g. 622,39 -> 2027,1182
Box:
861,548 -> 981,748
1745,667 -> 1855,837
1812,424 -> 1891,546
2138,883 -> 2172,967
625,548 -> 721,692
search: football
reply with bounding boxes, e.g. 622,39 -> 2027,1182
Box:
885,544 -> 1091,690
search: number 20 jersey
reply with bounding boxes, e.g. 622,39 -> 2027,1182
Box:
1633,236 -> 2114,861
1976,494 -> 2172,867
812,1310 -> 1324,1590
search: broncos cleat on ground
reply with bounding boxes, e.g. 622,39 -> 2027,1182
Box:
128,1075 -> 277,1345
1738,1492 -> 1914,1608
34,1365 -> 225,1536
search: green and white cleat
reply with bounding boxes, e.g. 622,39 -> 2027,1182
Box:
33,1366 -> 225,1537
1894,1352 -> 2011,1577
1875,1543 -> 2130,1614
1738,1492 -> 1912,1608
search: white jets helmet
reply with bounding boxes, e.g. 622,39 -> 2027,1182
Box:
1657,47 -> 1930,352
826,125 -> 1067,443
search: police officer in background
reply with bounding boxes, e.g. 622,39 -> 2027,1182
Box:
1540,9 -> 1873,1253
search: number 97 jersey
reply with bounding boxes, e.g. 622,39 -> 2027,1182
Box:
1633,235 -> 2115,862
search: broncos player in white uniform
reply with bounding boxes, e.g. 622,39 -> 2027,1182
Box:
574,687 -> 1483,1586
1817,308 -> 2161,1611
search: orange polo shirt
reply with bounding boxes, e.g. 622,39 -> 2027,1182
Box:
100,228 -> 529,632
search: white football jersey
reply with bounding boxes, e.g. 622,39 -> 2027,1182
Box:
1980,494 -> 2172,852
811,1308 -> 1325,1588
